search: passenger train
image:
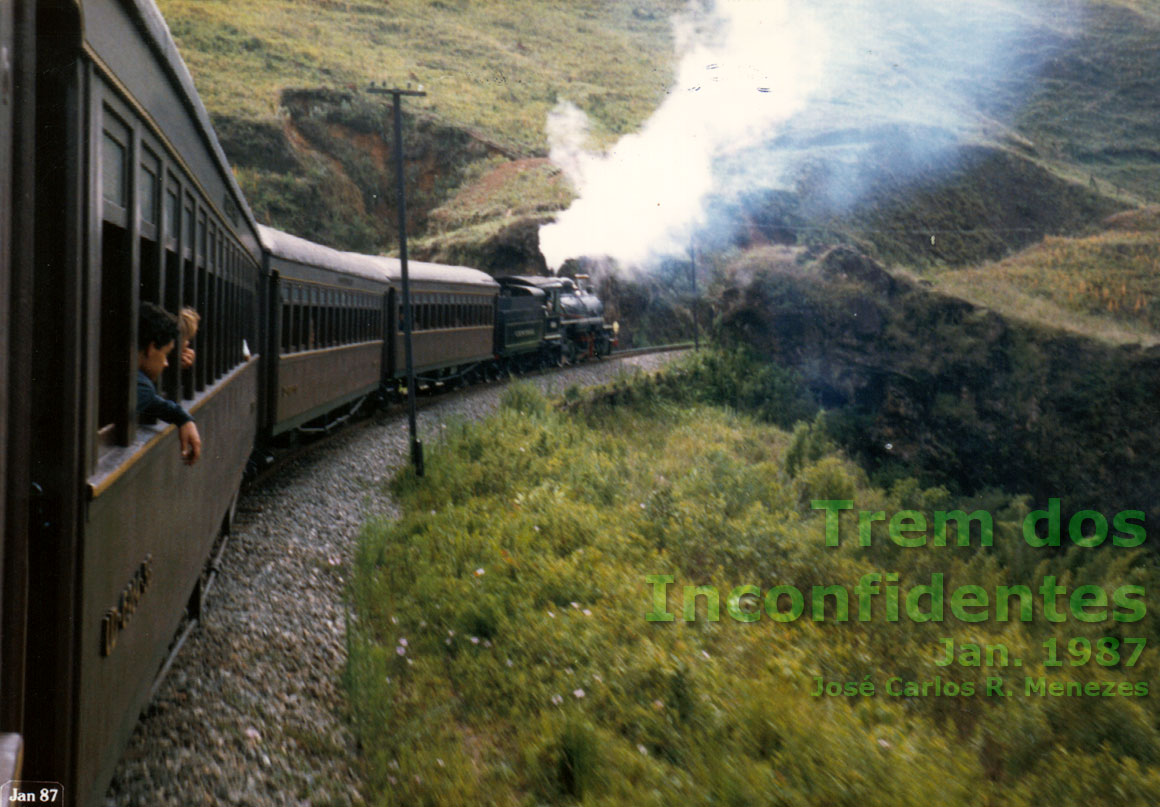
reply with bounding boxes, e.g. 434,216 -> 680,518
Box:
0,1 -> 614,804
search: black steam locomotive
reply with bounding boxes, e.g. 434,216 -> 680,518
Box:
495,275 -> 617,370
0,1 -> 614,804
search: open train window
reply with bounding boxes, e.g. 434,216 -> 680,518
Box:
97,106 -> 133,446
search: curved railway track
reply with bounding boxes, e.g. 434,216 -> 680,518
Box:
106,347 -> 688,806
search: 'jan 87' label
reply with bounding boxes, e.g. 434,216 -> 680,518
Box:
2,782 -> 64,803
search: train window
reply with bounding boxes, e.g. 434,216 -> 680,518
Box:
197,214 -> 207,267
102,132 -> 126,207
163,250 -> 180,400
328,290 -> 336,347
205,224 -> 217,381
226,245 -> 234,365
182,242 -> 195,398
139,147 -> 159,229
165,179 -> 179,248
287,286 -> 296,353
138,152 -> 161,307
217,231 -> 226,370
327,289 -> 335,346
234,250 -> 243,364
308,287 -> 318,350
302,289 -> 310,350
196,263 -> 208,391
97,221 -> 133,446
101,110 -> 130,216
183,200 -> 194,257
139,237 -> 160,315
281,285 -> 290,354
291,285 -> 301,351
317,290 -> 326,347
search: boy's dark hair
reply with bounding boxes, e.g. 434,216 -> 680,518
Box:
138,301 -> 179,352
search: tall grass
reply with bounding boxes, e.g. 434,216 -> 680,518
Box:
931,214 -> 1160,345
349,383 -> 1160,805
157,0 -> 683,155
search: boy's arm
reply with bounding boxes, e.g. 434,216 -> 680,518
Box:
178,422 -> 201,465
137,377 -> 194,426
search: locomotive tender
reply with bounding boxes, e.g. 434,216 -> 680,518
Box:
0,1 -> 614,804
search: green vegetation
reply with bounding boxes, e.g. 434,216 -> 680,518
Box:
1013,0 -> 1160,203
713,249 -> 1160,519
157,0 -> 683,154
928,207 -> 1160,345
350,378 -> 1160,806
155,0 -> 683,253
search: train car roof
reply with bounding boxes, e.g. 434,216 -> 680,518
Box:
260,225 -> 498,290
377,257 -> 499,290
259,225 -> 391,284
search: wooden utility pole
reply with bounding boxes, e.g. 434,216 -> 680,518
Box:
368,83 -> 427,475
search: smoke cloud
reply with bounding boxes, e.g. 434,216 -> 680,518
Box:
538,0 -> 1067,271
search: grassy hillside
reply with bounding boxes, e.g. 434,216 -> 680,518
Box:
157,0 -> 1158,250
1012,0 -> 1160,203
349,380 -> 1160,806
710,246 -> 1160,521
158,0 -> 683,155
929,207 -> 1160,345
156,0 -> 1160,347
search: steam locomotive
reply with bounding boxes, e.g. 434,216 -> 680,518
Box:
0,1 -> 614,804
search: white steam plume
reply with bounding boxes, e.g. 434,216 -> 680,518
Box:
539,0 -> 1064,272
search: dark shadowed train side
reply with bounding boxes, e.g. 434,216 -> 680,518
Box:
2,0 -> 262,804
0,1 -> 617,805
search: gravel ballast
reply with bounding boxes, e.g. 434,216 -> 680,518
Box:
106,352 -> 682,806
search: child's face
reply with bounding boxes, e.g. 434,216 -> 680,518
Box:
139,340 -> 175,382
